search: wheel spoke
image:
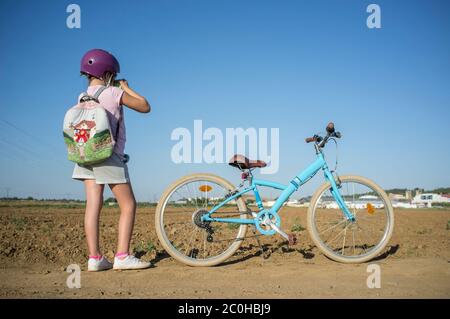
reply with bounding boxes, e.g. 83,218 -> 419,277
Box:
159,178 -> 247,264
341,226 -> 347,255
186,182 -> 199,211
325,224 -> 348,246
203,231 -> 207,259
184,227 -> 200,256
174,190 -> 195,213
318,219 -> 347,235
204,183 -> 208,208
311,178 -> 393,261
352,229 -> 356,255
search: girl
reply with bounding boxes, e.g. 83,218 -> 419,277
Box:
72,49 -> 151,271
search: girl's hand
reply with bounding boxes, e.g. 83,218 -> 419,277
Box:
119,80 -> 151,113
118,79 -> 129,90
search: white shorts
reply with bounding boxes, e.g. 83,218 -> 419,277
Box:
72,153 -> 130,184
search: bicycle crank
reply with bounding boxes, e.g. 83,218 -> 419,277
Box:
254,210 -> 297,245
269,222 -> 297,246
255,210 -> 280,236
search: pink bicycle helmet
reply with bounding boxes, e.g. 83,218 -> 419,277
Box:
80,49 -> 120,78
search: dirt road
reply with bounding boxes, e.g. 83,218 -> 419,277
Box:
1,202 -> 449,298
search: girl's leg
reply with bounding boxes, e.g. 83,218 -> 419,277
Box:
109,183 -> 136,254
84,180 -> 105,256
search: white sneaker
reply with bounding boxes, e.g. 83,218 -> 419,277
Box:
88,256 -> 113,272
113,255 -> 152,270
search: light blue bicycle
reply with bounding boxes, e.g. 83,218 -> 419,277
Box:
155,123 -> 394,266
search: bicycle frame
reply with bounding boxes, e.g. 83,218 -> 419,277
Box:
202,152 -> 355,226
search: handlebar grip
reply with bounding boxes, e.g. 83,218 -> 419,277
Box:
326,122 -> 335,134
305,137 -> 316,143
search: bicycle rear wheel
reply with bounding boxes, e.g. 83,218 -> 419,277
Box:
307,175 -> 394,263
155,173 -> 248,267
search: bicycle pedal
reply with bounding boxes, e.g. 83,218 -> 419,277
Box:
288,234 -> 298,246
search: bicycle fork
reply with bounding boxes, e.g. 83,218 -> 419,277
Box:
324,169 -> 355,221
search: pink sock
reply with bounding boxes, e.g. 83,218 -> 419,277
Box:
115,252 -> 128,259
89,255 -> 102,260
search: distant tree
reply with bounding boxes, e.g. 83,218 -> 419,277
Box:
104,197 -> 117,203
385,188 -> 409,195
427,187 -> 450,194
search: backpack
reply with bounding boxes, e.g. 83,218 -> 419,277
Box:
63,86 -> 119,165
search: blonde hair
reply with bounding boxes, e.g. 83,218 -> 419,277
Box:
103,72 -> 116,87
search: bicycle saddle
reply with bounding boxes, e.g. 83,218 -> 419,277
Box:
228,154 -> 267,170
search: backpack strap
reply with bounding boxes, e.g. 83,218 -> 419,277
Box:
114,106 -> 129,163
114,105 -> 123,140
92,86 -> 107,101
79,86 -> 107,103
79,92 -> 91,103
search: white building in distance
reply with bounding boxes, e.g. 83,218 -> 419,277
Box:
412,193 -> 450,208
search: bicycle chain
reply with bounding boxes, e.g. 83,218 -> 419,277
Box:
209,208 -> 271,259
202,199 -> 272,259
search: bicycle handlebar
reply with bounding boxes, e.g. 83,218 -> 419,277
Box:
305,122 -> 341,148
305,136 -> 318,143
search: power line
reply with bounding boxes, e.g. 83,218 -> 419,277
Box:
0,134 -> 68,168
0,140 -> 57,170
0,137 -> 41,158
0,119 -> 68,167
0,118 -> 57,151
0,147 -> 22,162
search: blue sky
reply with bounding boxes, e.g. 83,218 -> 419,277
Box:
0,0 -> 449,201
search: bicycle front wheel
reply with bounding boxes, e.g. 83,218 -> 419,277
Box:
155,173 -> 248,267
307,175 -> 394,263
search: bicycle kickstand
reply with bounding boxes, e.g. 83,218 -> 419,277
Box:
251,228 -> 271,259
